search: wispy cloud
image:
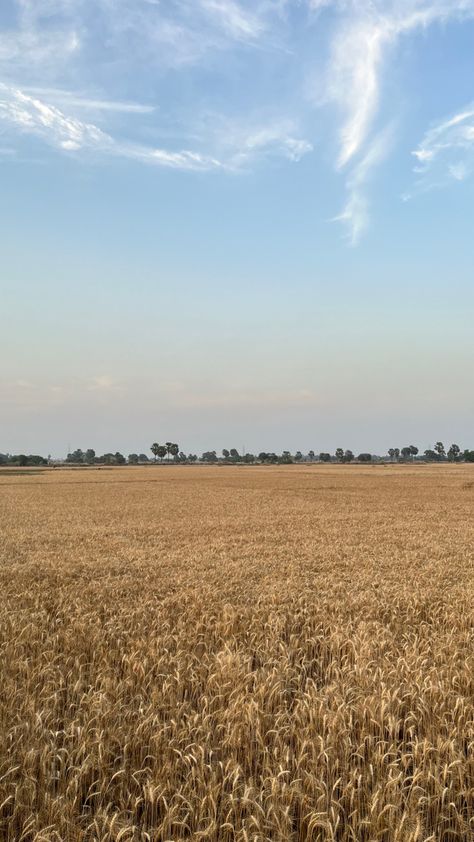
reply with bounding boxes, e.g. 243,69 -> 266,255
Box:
322,2 -> 474,169
2,0 -> 474,243
204,114 -> 314,167
318,0 -> 474,239
235,126 -> 312,163
22,88 -> 156,114
0,83 -> 311,171
0,84 -> 111,152
0,1 -> 80,76
0,83 -> 222,166
334,125 -> 394,245
411,104 -> 474,188
0,0 -> 312,173
198,0 -> 265,41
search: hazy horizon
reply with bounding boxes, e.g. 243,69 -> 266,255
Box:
2,0 -> 474,455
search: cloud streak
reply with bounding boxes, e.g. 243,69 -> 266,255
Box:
411,105 -> 474,187
318,0 -> 474,240
198,0 -> 265,40
0,83 -> 311,171
333,125 -> 394,245
22,89 -> 156,114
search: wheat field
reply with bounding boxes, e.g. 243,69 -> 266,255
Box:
0,464 -> 473,841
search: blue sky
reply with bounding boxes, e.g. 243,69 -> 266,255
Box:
1,0 -> 474,456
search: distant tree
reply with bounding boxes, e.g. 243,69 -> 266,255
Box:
230,448 -> 240,461
138,454 -> 149,463
280,451 -> 292,464
101,453 -> 115,465
335,448 -> 344,463
401,447 -> 412,461
394,448 -> 400,461
7,454 -> 46,466
151,443 -> 160,463
0,453 -> 7,465
409,445 -> 419,460
447,444 -> 460,462
67,448 -> 84,464
128,453 -> 139,465
222,449 -> 230,460
157,445 -> 167,462
358,453 -> 372,462
388,448 -> 396,461
434,442 -> 445,460
294,451 -> 303,462
201,451 -> 218,463
259,452 -> 278,463
424,449 -> 436,461
463,450 -> 474,463
319,452 -> 331,463
243,453 -> 255,463
187,454 -> 198,463
170,443 -> 179,461
28,454 -> 48,466
85,448 -> 96,464
178,451 -> 187,463
115,452 -> 126,465
308,450 -> 315,462
165,442 -> 174,462
344,449 -> 354,463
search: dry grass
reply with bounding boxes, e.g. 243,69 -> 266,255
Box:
0,464 -> 473,841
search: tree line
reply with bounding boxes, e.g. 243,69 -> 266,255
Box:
1,441 -> 474,467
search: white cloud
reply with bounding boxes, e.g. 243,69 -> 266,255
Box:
0,83 -> 222,166
411,104 -> 474,188
22,89 -> 155,114
241,127 -> 312,161
0,1 -> 80,76
319,0 -> 474,240
324,3 -> 474,171
0,84 -> 111,152
132,147 -> 225,171
0,83 -> 311,171
2,0 -> 474,244
213,117 -> 314,167
198,0 -> 264,40
334,125 -> 393,245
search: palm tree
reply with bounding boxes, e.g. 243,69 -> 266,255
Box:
170,443 -> 179,461
151,443 -> 160,463
165,442 -> 173,462
157,445 -> 167,462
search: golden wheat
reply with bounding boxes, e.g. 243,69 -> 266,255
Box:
0,464 -> 473,841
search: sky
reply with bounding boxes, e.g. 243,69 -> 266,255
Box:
1,0 -> 474,457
